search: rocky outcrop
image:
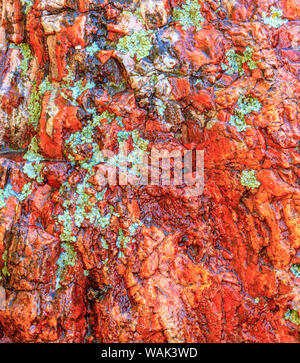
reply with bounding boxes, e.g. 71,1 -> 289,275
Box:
0,0 -> 299,342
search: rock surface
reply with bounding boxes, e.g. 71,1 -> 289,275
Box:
0,0 -> 299,342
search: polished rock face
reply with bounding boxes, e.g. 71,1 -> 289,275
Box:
0,0 -> 299,342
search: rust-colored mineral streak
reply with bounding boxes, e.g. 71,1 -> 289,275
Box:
0,0 -> 299,343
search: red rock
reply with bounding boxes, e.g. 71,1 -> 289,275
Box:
0,0 -> 299,344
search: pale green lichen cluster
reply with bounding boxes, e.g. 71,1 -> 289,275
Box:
23,136 -> 44,183
240,170 -> 261,190
39,66 -> 95,107
156,99 -> 167,118
117,30 -> 154,61
229,95 -> 261,132
35,63 -> 146,288
10,42 -> 44,130
262,7 -> 288,29
290,264 -> 300,279
10,42 -> 33,74
116,228 -> 131,259
0,181 -> 33,211
221,47 -> 259,76
54,111 -> 115,287
19,183 -> 33,202
18,43 -> 33,74
21,0 -> 33,14
173,0 -> 205,31
55,242 -> 77,289
28,81 -> 42,128
62,69 -> 95,107
86,42 -> 101,56
0,184 -> 18,209
55,113 -> 147,284
285,309 -> 300,326
27,66 -> 94,133
38,77 -> 56,95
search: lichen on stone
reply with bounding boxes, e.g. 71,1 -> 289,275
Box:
23,136 -> 44,183
284,309 -> 300,326
28,81 -> 42,129
172,0 -> 205,31
20,0 -> 33,14
229,95 -> 261,132
55,241 -> 77,290
156,99 -> 167,118
221,47 -> 259,76
240,170 -> 261,190
0,184 -> 19,209
290,264 -> 300,279
117,29 -> 154,61
262,7 -> 288,29
10,42 -> 32,75
116,228 -> 131,258
86,42 -> 101,56
39,77 -> 56,95
19,183 -> 33,202
58,209 -> 76,244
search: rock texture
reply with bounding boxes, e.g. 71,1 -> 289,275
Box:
0,0 -> 299,342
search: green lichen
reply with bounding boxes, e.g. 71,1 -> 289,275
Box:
9,42 -> 44,131
70,79 -> 95,101
0,184 -> 18,209
221,47 -> 259,76
23,162 -> 43,182
117,29 -> 154,61
100,237 -> 109,250
55,242 -> 77,290
262,7 -> 288,29
58,210 -> 76,244
58,104 -> 147,266
21,0 -> 33,14
1,250 -> 10,277
173,0 -> 205,31
19,183 -> 33,202
58,175 -> 112,251
285,309 -> 300,326
240,170 -> 261,190
156,99 -> 166,118
86,42 -> 101,56
0,189 -> 6,209
229,95 -> 261,132
116,228 -> 131,258
72,179 -> 111,230
60,66 -> 95,106
39,67 -> 94,109
18,43 -> 33,74
291,264 -> 300,279
129,222 -> 142,236
0,182 -> 33,207
57,243 -> 77,268
39,77 -> 56,95
10,43 -> 33,74
23,136 -> 44,183
66,110 -> 116,175
28,81 -> 42,129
